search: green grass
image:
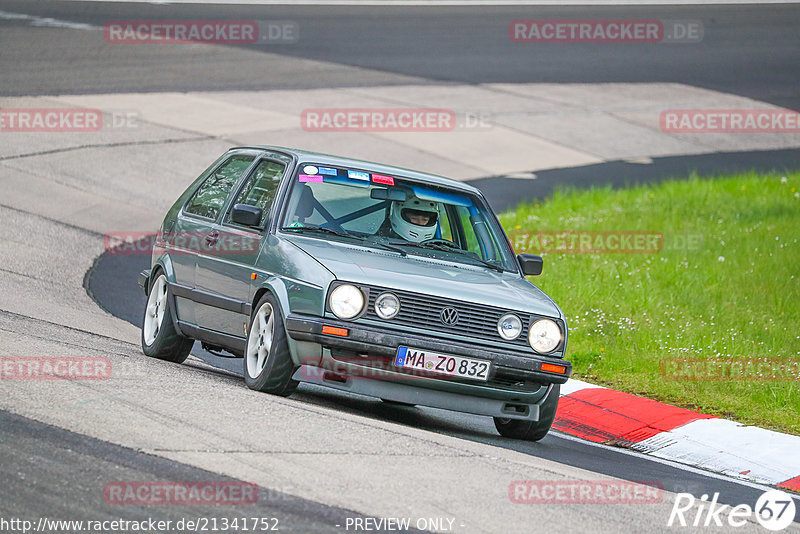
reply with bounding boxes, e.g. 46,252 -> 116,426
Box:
498,172 -> 800,435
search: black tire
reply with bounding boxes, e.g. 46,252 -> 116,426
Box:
494,384 -> 560,441
243,293 -> 298,397
141,273 -> 193,364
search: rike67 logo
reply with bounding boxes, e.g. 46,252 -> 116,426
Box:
668,490 -> 797,531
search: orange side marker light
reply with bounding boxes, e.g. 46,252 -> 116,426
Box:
541,363 -> 566,374
321,325 -> 349,337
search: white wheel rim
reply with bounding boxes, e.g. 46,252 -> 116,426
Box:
246,302 -> 274,379
143,275 -> 168,346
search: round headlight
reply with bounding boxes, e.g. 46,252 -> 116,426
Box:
329,284 -> 365,320
528,318 -> 562,353
374,292 -> 400,319
497,314 -> 523,340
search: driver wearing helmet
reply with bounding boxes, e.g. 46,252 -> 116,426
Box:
376,195 -> 439,242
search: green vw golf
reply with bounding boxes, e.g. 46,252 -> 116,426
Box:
139,146 -> 571,441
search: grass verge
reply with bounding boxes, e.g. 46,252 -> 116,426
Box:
499,171 -> 800,434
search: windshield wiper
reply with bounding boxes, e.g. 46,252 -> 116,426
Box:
385,240 -> 506,272
463,256 -> 506,273
364,238 -> 408,256
385,239 -> 450,252
281,225 -> 350,238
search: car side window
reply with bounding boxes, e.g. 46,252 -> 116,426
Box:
184,155 -> 255,220
227,159 -> 286,227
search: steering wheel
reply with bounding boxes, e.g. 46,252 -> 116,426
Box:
421,238 -> 460,249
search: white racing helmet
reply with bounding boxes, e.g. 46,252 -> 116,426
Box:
390,195 -> 439,242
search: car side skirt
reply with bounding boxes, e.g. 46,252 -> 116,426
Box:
177,321 -> 246,355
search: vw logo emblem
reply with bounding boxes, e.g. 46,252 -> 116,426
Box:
440,307 -> 459,325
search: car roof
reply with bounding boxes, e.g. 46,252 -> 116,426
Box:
233,145 -> 482,195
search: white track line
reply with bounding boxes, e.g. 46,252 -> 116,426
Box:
0,10 -> 97,30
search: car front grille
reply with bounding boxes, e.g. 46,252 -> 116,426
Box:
361,285 -> 536,350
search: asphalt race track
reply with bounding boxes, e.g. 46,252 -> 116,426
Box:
84,239 -> 796,518
0,410 -> 399,533
1,1 -> 799,109
2,1 -> 800,533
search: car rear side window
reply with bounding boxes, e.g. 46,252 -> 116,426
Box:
227,159 -> 286,227
184,155 -> 255,220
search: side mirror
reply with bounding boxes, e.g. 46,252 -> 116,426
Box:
231,204 -> 263,227
517,253 -> 543,276
370,188 -> 408,202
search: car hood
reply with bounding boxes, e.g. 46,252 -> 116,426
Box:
284,235 -> 561,318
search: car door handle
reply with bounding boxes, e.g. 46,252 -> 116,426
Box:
205,232 -> 219,246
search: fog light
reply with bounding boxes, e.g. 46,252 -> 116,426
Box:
374,292 -> 400,319
497,313 -> 523,340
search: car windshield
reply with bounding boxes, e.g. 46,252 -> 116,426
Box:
279,164 -> 517,272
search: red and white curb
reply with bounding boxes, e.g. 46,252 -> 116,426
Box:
555,380 -> 800,492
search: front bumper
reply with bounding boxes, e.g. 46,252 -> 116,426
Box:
293,363 -> 555,421
285,314 -> 571,407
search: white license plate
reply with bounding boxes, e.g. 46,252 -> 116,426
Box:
394,346 -> 490,381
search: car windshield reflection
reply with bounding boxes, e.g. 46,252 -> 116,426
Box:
280,165 -> 516,272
